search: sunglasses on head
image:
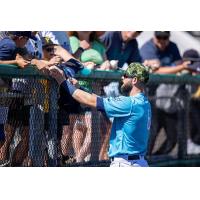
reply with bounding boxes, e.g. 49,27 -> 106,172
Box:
156,36 -> 169,40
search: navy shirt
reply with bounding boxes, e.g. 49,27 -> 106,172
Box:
0,37 -> 18,60
140,39 -> 181,66
100,31 -> 141,68
0,37 -> 30,92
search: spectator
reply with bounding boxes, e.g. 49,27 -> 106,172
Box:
183,49 -> 200,146
26,33 -> 58,166
0,32 -> 9,40
140,31 -> 189,155
68,31 -> 112,69
40,31 -> 72,54
100,31 -> 142,68
26,31 -> 43,59
66,31 -> 110,163
38,36 -> 87,165
0,31 -> 35,166
40,36 -> 74,164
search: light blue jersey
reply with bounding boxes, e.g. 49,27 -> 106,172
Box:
102,93 -> 151,157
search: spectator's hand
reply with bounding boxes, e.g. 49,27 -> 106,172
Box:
15,54 -> 30,68
49,65 -> 66,85
143,59 -> 160,72
48,56 -> 62,66
99,60 -> 112,70
182,61 -> 191,69
83,62 -> 96,69
33,60 -> 49,70
79,40 -> 90,50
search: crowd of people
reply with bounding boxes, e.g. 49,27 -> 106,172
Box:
0,31 -> 200,166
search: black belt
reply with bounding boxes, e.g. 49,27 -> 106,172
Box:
111,155 -> 141,161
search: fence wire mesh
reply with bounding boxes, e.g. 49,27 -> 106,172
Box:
1,65 -> 200,166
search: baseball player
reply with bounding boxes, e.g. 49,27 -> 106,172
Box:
49,62 -> 151,167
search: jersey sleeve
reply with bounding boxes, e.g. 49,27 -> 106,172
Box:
102,96 -> 132,118
0,39 -> 16,60
140,41 -> 158,61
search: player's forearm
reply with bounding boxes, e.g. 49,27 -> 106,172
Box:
61,80 -> 97,108
72,89 -> 97,108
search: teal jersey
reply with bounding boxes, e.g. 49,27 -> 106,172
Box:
102,93 -> 151,157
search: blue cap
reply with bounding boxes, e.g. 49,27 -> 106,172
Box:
188,62 -> 200,73
9,31 -> 37,41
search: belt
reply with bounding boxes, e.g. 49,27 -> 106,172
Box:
111,154 -> 142,161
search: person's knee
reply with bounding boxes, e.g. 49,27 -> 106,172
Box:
74,120 -> 86,132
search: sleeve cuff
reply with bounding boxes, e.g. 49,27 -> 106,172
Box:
96,97 -> 105,112
60,80 -> 77,95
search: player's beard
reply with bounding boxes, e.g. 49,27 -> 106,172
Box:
120,80 -> 133,96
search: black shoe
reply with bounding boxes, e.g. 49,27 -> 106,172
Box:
0,160 -> 10,167
63,156 -> 76,165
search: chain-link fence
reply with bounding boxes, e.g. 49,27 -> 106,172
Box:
1,64 -> 200,166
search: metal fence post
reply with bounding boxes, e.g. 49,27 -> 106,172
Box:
47,79 -> 58,166
177,85 -> 190,159
29,78 -> 45,166
90,81 -> 101,161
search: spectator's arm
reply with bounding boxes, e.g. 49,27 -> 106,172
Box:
0,60 -> 18,65
54,45 -> 74,61
72,40 -> 90,59
0,55 -> 30,68
72,47 -> 85,59
154,61 -> 189,74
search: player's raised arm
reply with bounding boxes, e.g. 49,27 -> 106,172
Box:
49,65 -> 98,108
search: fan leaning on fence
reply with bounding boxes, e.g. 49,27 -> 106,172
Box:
0,31 -> 37,166
49,62 -> 152,167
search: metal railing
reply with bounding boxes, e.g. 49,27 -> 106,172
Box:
1,64 -> 200,166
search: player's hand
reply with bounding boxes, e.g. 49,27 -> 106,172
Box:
49,65 -> 66,85
182,61 -> 191,69
143,59 -> 160,72
69,77 -> 78,85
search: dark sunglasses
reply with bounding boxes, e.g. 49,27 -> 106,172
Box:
156,36 -> 169,40
45,47 -> 54,53
123,73 -> 136,79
